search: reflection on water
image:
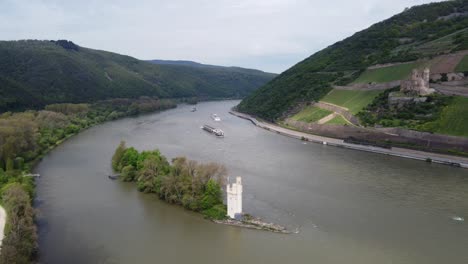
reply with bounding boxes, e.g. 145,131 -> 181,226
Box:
36,100 -> 468,264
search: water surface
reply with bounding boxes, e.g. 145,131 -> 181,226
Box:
36,100 -> 468,263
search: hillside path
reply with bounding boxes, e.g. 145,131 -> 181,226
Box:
432,83 -> 468,97
317,113 -> 337,125
314,102 -> 360,126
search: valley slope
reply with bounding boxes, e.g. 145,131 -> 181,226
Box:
238,0 -> 468,122
0,40 -> 276,112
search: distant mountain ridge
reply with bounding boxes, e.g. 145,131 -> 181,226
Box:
148,59 -> 215,68
147,59 -> 271,74
0,40 -> 276,112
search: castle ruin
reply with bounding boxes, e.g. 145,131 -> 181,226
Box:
400,68 -> 435,96
227,177 -> 243,219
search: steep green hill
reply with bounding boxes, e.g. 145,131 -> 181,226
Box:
238,0 -> 468,121
0,40 -> 276,112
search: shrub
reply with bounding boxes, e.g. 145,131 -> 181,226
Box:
112,141 -> 127,172
200,179 -> 223,210
121,165 -> 136,182
203,204 -> 227,220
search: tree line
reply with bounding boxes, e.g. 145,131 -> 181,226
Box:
112,142 -> 228,220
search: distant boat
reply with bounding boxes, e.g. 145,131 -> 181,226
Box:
191,107 -> 197,112
108,174 -> 120,180
211,114 -> 221,121
202,124 -> 224,137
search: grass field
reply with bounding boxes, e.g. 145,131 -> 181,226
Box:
325,115 -> 349,125
321,89 -> 383,114
353,62 -> 422,83
432,96 -> 468,137
455,55 -> 468,72
291,106 -> 332,123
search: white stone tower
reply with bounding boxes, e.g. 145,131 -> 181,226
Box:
227,177 -> 243,219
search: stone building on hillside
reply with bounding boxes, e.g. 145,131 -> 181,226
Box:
400,68 -> 435,96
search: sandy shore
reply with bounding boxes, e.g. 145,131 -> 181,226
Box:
230,111 -> 468,169
0,206 -> 5,247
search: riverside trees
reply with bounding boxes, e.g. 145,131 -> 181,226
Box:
0,98 -> 175,262
112,142 -> 228,219
0,98 -> 175,172
0,184 -> 37,264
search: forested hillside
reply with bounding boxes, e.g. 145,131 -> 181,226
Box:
0,40 -> 276,112
238,0 -> 468,120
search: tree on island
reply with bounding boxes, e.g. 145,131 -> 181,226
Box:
112,142 -> 228,219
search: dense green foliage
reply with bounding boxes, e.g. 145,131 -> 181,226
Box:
0,40 -> 275,112
321,89 -> 383,114
300,1 -> 468,72
239,0 -> 468,120
0,184 -> 37,264
423,96 -> 468,137
357,88 -> 454,131
353,62 -> 423,83
112,142 -> 228,220
291,106 -> 332,123
238,73 -> 335,121
455,55 -> 468,71
0,98 -> 175,172
355,89 -> 468,137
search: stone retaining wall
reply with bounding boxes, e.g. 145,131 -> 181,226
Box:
284,119 -> 468,153
334,80 -> 401,91
377,127 -> 468,148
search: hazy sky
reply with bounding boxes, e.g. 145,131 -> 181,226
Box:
1,0 -> 438,73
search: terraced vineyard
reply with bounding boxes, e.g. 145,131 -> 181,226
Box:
321,89 -> 383,114
291,106 -> 332,123
352,62 -> 423,84
395,28 -> 468,57
432,96 -> 468,137
326,115 -> 349,125
455,55 -> 468,72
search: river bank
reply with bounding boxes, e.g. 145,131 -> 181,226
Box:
230,110 -> 468,169
0,206 -> 5,247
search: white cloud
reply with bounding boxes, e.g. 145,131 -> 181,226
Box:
0,0 -> 438,73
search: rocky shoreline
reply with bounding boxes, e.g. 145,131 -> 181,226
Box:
213,215 -> 291,234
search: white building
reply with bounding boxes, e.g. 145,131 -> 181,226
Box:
227,177 -> 243,219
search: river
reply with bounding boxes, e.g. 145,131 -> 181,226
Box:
35,100 -> 468,263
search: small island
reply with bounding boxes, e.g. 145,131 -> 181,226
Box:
111,141 -> 289,233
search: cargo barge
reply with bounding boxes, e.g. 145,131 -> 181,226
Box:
202,124 -> 224,137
